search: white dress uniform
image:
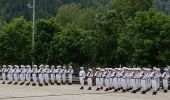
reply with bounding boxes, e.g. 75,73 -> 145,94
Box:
13,65 -> 20,85
50,65 -> 55,85
110,70 -> 116,90
56,66 -> 62,85
1,65 -> 8,84
7,65 -> 14,84
19,65 -> 26,85
94,69 -> 101,90
162,69 -> 169,93
44,65 -> 50,86
121,70 -> 127,92
61,66 -> 67,85
151,70 -> 158,95
113,69 -> 119,92
25,65 -> 32,86
38,66 -> 45,86
131,69 -> 137,93
105,69 -> 110,91
100,70 -> 105,89
67,66 -> 74,85
32,65 -> 38,86
79,67 -> 86,89
141,69 -> 147,94
87,69 -> 93,90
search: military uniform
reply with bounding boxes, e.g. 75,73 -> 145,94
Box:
56,65 -> 62,85
13,65 -> 20,85
67,66 -> 74,85
19,65 -> 26,85
94,68 -> 101,91
25,65 -> 32,86
7,65 -> 14,84
32,65 -> 38,86
87,68 -> 93,90
38,65 -> 45,86
44,65 -> 50,86
1,65 -> 8,84
79,67 -> 86,89
162,68 -> 169,93
50,65 -> 55,85
61,66 -> 67,85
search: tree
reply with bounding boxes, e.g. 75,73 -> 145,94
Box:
0,17 -> 32,64
34,18 -> 61,64
119,9 -> 170,66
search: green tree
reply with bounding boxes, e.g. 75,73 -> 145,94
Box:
34,18 -> 61,64
0,17 -> 32,64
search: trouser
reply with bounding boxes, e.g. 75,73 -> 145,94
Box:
96,78 -> 100,88
118,78 -> 121,88
14,74 -> 19,82
50,74 -> 55,83
163,79 -> 168,90
121,78 -> 127,90
109,78 -> 113,88
100,78 -> 104,88
32,74 -> 37,83
62,74 -> 66,83
26,74 -> 31,83
39,74 -> 44,84
141,79 -> 146,91
68,74 -> 72,83
88,78 -> 92,87
20,74 -> 25,83
152,79 -> 158,92
132,79 -> 137,90
56,74 -> 61,83
44,74 -> 49,83
2,73 -> 6,82
80,77 -> 84,87
113,78 -> 118,89
105,78 -> 110,88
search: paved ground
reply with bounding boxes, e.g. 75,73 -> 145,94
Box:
0,81 -> 170,100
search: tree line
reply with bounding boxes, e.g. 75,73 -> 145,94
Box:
0,0 -> 170,67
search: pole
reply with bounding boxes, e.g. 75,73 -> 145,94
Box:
32,0 -> 35,66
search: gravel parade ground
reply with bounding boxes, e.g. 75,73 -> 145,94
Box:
0,81 -> 170,100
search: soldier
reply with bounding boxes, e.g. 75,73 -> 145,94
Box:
109,68 -> 115,90
50,65 -> 55,85
61,66 -> 67,85
56,65 -> 62,85
79,67 -> 86,90
162,68 -> 169,93
104,68 -> 110,91
113,68 -> 119,92
38,65 -> 45,86
131,68 -> 137,93
44,65 -> 50,86
94,68 -> 101,91
13,65 -> 20,85
7,65 -> 14,84
67,66 -> 74,85
141,68 -> 147,94
151,67 -> 158,95
121,67 -> 128,92
32,65 -> 38,86
1,65 -> 8,84
100,69 -> 105,90
19,65 -> 26,85
86,68 -> 93,90
25,65 -> 32,86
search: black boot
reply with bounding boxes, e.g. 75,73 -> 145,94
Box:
100,87 -> 103,89
45,83 -> 48,86
68,83 -> 72,85
51,83 -> 54,85
88,87 -> 91,90
7,81 -> 12,84
13,82 -> 18,85
26,82 -> 30,86
96,88 -> 99,91
80,87 -> 84,90
141,91 -> 146,94
122,89 -> 126,92
152,92 -> 156,95
164,90 -> 167,93
57,83 -> 61,85
131,90 -> 136,93
105,88 -> 109,91
1,81 -> 5,84
32,83 -> 36,86
114,89 -> 118,92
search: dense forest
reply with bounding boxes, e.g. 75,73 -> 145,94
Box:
0,0 -> 170,67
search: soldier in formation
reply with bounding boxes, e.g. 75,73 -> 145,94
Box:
0,65 -> 74,86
